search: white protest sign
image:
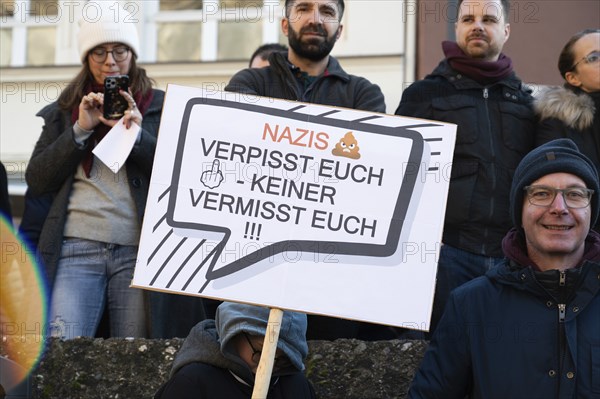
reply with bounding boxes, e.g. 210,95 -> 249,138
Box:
132,84 -> 457,331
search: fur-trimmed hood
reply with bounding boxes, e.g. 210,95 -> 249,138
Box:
534,86 -> 596,131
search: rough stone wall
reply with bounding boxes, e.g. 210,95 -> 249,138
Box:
5,338 -> 427,399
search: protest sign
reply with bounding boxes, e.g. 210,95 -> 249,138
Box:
132,84 -> 456,330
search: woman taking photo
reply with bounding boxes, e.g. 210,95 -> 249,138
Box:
25,3 -> 164,339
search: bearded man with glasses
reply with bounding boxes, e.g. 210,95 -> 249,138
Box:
408,139 -> 600,399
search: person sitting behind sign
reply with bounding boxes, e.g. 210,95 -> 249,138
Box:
154,302 -> 316,399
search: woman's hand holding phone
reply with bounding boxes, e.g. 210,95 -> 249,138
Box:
77,75 -> 141,131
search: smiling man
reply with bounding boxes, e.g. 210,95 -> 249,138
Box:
395,0 -> 536,335
408,138 -> 600,399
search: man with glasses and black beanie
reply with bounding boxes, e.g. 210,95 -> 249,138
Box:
408,138 -> 600,399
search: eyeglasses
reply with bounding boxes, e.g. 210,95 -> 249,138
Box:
242,332 -> 290,369
243,332 -> 263,364
572,51 -> 600,69
89,46 -> 130,63
524,185 -> 594,209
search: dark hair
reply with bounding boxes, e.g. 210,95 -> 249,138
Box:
284,0 -> 345,20
58,52 -> 154,111
457,0 -> 510,21
249,43 -> 288,67
557,28 -> 600,79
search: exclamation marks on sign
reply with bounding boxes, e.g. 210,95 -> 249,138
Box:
244,221 -> 262,241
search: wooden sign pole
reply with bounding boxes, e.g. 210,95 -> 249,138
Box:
251,308 -> 284,399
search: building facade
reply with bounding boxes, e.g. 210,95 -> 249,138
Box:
1,0 -> 599,220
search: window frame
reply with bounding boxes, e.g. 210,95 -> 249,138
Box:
0,0 -> 284,67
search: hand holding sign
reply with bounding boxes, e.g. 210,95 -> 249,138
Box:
201,159 -> 224,189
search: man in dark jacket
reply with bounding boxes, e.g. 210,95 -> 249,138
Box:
395,0 -> 536,333
225,0 -> 385,114
408,138 -> 600,399
154,302 -> 315,399
221,0 -> 391,341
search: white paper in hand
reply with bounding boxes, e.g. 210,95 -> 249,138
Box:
92,118 -> 140,173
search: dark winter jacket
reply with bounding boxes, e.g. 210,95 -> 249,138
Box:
0,161 -> 11,222
225,51 -> 386,113
535,86 -> 600,231
396,60 -> 536,257
408,229 -> 600,399
18,189 -> 52,250
25,89 -> 165,288
154,303 -> 315,399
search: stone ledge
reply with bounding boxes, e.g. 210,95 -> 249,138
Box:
3,338 -> 427,399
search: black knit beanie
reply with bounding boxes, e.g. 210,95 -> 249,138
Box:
510,138 -> 599,228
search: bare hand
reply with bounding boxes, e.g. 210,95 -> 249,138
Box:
78,92 -> 104,130
114,89 -> 142,129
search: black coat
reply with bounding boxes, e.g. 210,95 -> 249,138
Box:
225,51 -> 386,113
0,161 -> 11,222
535,86 -> 600,232
409,230 -> 600,399
154,320 -> 316,399
396,60 -> 536,257
18,189 -> 52,250
156,363 -> 316,399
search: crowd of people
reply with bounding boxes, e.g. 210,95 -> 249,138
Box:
1,0 -> 598,397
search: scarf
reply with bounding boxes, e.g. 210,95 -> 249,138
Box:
442,41 -> 513,86
72,83 -> 154,177
502,228 -> 600,271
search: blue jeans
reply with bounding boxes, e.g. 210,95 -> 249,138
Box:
430,244 -> 504,334
49,238 -> 145,339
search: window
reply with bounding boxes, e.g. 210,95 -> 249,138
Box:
0,0 -> 58,66
0,0 -> 15,16
0,29 -> 11,66
0,0 -> 282,66
217,20 -> 261,61
216,0 -> 264,60
154,0 -> 272,62
157,22 -> 202,62
160,0 -> 202,11
30,0 -> 59,17
26,26 -> 55,66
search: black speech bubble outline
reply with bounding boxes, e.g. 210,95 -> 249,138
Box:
167,98 -> 427,284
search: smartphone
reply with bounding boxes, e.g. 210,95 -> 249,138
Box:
103,75 -> 130,119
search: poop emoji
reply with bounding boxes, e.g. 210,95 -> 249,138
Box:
332,131 -> 361,159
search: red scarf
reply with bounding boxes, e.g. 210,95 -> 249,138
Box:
72,84 -> 154,177
442,41 -> 513,86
